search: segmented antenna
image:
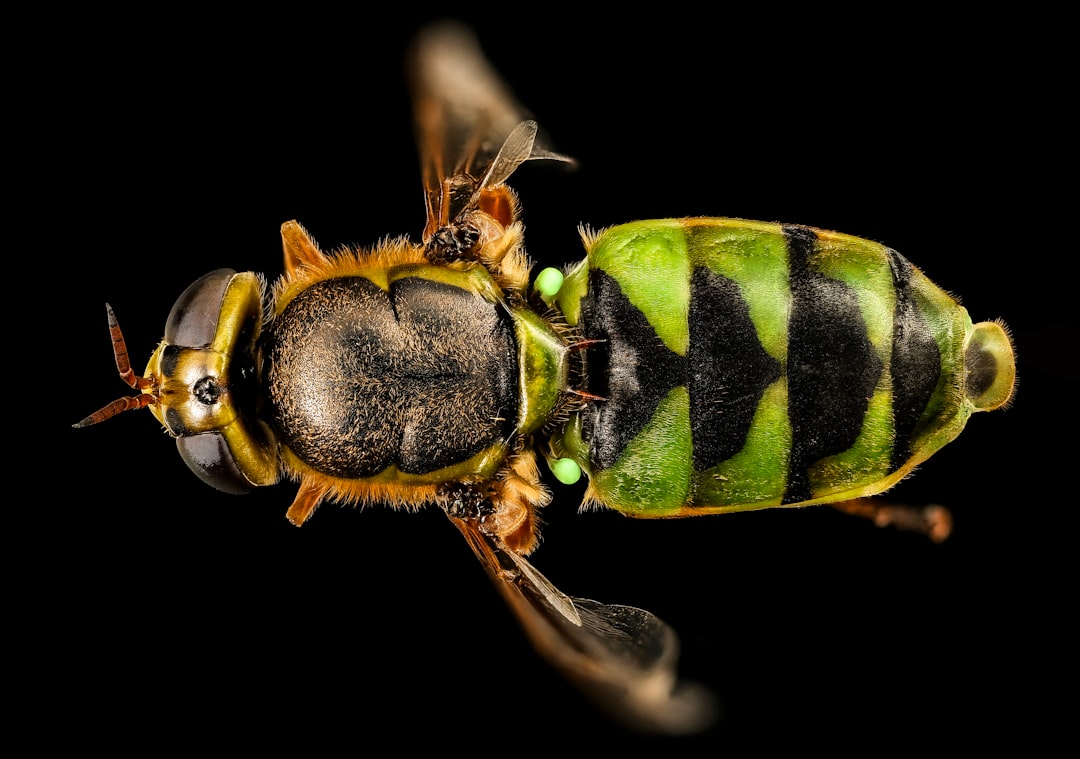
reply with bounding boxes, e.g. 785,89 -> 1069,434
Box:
73,304 -> 158,428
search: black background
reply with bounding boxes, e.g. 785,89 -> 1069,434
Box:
38,8 -> 1074,754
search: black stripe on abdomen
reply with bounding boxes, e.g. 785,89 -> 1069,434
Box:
688,266 -> 782,471
783,225 -> 884,504
579,269 -> 685,470
886,248 -> 942,470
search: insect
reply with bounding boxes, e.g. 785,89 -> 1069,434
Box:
76,24 -> 1015,734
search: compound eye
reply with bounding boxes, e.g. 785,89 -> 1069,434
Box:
165,269 -> 238,347
176,432 -> 254,494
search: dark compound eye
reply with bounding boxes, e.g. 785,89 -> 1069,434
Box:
176,432 -> 254,494
165,269 -> 238,347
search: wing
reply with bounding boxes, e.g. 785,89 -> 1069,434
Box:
447,513 -> 716,735
409,22 -> 574,243
413,22 -> 710,733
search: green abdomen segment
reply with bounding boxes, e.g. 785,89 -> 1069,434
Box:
554,219 -> 973,516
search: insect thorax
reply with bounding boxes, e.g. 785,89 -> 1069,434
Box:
263,274 -> 518,479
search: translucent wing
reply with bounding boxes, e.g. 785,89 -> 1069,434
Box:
413,22 -> 710,733
409,23 -> 574,242
447,514 -> 716,734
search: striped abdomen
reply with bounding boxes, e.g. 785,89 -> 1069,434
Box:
554,218 -> 1009,517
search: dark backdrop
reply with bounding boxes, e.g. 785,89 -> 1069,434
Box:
41,8 -> 1073,754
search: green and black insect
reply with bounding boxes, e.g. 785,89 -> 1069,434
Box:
75,24 -> 1015,734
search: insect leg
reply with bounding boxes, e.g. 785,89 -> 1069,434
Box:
285,479 -> 330,526
438,451 -> 550,557
830,497 -> 954,542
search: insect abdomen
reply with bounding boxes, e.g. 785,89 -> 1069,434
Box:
555,218 -> 995,517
